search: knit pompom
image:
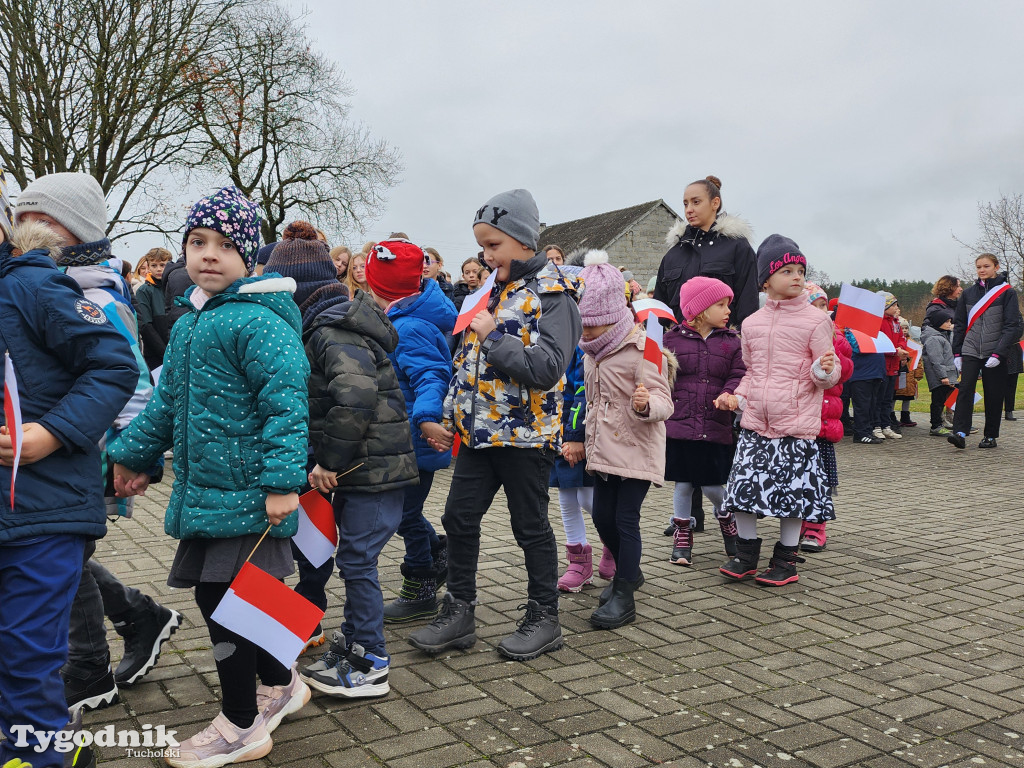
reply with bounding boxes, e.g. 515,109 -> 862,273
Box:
282,220 -> 318,241
583,250 -> 609,266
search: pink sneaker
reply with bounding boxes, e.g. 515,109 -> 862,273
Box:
799,521 -> 827,553
257,666 -> 311,733
598,546 -> 616,580
557,543 -> 593,592
166,712 -> 272,767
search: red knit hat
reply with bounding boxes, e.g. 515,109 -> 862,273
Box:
677,276 -> 733,323
364,239 -> 426,302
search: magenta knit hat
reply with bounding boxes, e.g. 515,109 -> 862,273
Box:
678,276 -> 733,322
578,251 -> 631,326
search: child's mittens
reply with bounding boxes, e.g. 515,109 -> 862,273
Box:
713,393 -> 739,411
631,383 -> 650,414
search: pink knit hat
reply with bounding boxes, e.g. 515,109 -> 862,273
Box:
578,251 -> 631,326
678,276 -> 733,322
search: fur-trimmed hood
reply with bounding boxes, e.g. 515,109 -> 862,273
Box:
7,220 -> 65,261
665,214 -> 754,248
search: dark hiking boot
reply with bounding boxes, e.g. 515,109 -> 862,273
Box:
948,432 -> 966,449
408,593 -> 476,654
589,577 -> 636,629
719,537 -> 762,580
497,600 -> 563,660
755,542 -> 806,586
718,514 -> 739,557
384,565 -> 438,624
64,662 -> 119,714
111,601 -> 181,686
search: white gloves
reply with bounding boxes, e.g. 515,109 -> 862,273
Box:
954,356 -> 962,373
985,355 -> 1000,368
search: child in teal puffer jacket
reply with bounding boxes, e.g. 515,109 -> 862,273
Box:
109,186 -> 311,766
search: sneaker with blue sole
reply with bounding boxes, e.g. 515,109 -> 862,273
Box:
301,643 -> 389,698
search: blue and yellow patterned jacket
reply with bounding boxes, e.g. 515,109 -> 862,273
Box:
444,254 -> 582,449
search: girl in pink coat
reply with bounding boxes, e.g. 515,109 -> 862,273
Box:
716,236 -> 841,586
578,252 -> 674,630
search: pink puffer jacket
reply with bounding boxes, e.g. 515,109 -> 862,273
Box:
819,326 -> 853,442
734,295 -> 842,440
583,325 -> 675,485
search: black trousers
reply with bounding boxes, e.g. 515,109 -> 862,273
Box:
930,384 -> 955,429
441,446 -> 559,611
1007,373 -> 1019,412
591,475 -> 651,583
848,379 -> 880,440
953,356 -> 1008,439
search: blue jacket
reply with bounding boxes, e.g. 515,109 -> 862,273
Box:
0,226 -> 138,544
843,329 -> 886,381
108,275 -> 310,540
387,279 -> 457,472
549,346 -> 592,488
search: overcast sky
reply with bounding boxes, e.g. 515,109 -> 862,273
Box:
282,1 -> 1024,283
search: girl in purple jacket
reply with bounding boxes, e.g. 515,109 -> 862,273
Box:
717,236 -> 840,587
663,277 -> 745,566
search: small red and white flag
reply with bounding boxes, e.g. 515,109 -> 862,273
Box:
906,338 -> 923,370
849,329 -> 897,354
643,314 -> 664,373
631,298 -> 676,324
293,489 -> 337,568
452,271 -> 498,334
3,352 -> 23,508
945,389 -> 982,411
211,562 -> 325,668
835,284 -> 885,336
965,283 -> 1011,334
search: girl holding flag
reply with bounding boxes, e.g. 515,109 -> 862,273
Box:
948,253 -> 1023,449
577,251 -> 674,629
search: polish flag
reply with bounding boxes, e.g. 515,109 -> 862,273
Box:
643,314 -> 664,373
849,329 -> 897,354
452,271 -> 498,334
835,284 -> 885,336
945,389 -> 982,411
3,352 -> 23,508
965,283 -> 1011,334
212,562 -> 325,668
905,338 -> 923,370
631,298 -> 676,324
451,432 -> 462,458
293,489 -> 337,568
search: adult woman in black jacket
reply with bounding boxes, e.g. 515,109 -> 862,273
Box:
922,274 -> 962,329
948,254 -> 1024,448
654,176 -> 758,328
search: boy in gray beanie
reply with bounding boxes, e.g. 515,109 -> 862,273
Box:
14,172 -> 108,249
409,188 -> 583,662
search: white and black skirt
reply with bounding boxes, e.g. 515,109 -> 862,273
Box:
722,429 -> 835,522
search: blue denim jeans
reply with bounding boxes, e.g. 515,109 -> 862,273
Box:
398,470 -> 439,570
0,534 -> 86,768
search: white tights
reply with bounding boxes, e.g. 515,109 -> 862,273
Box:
558,486 -> 595,546
734,511 -> 802,546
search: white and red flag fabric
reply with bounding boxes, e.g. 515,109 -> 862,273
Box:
965,283 -> 1011,334
945,389 -> 982,411
643,314 -> 664,373
905,338 -> 923,370
452,271 -> 498,334
292,489 -> 337,568
835,284 -> 885,336
211,562 -> 325,668
3,352 -> 23,508
848,329 -> 897,355
631,298 -> 676,324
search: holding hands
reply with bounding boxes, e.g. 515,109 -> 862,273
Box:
561,440 -> 585,467
113,463 -> 151,497
713,393 -> 739,411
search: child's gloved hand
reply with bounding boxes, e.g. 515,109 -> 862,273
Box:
561,441 -> 585,467
420,421 -> 454,452
819,349 -> 836,373
266,491 -> 298,526
985,355 -> 1000,368
113,462 -> 150,497
954,356 -> 962,372
632,383 -> 650,413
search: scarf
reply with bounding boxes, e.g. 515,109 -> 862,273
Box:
57,238 -> 113,267
579,315 -> 635,362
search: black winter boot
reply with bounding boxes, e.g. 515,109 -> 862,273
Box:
408,593 -> 476,654
111,600 -> 181,686
599,570 -> 644,605
669,518 -> 693,566
590,576 -> 636,629
718,514 -> 739,558
384,564 -> 438,623
431,535 -> 449,588
719,537 -> 762,580
497,600 -> 563,660
755,542 -> 806,586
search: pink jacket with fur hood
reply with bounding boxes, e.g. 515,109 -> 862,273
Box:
734,294 -> 842,440
584,325 -> 676,485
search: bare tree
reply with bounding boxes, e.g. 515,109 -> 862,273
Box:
0,0 -> 242,238
191,3 -> 402,243
954,193 -> 1024,289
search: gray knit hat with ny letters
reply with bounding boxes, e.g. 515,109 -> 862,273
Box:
472,189 -> 540,250
14,172 -> 108,244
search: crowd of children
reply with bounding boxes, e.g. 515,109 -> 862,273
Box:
1,171 -> 1021,768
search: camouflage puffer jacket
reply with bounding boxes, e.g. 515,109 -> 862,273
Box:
303,289 -> 418,493
444,254 -> 582,450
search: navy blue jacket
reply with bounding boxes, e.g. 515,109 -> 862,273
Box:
0,234 -> 138,544
387,279 -> 457,472
550,346 -> 592,488
843,329 -> 886,381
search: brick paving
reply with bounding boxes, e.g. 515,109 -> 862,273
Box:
86,421 -> 1024,767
